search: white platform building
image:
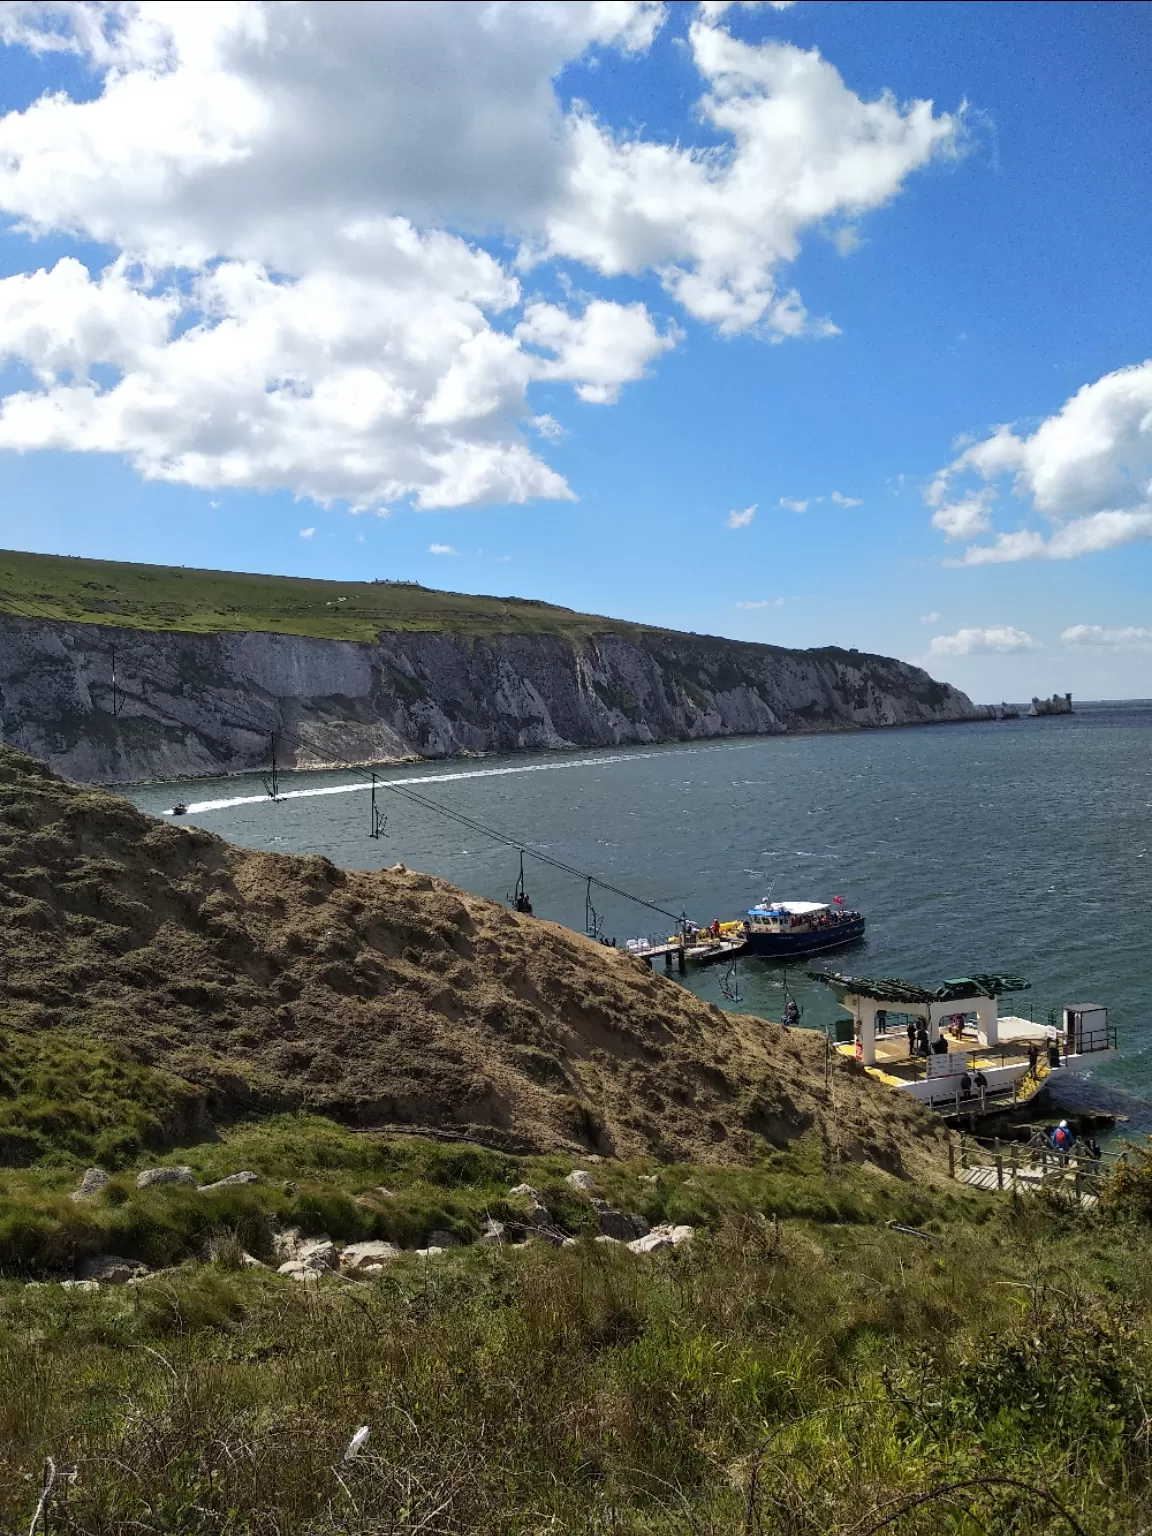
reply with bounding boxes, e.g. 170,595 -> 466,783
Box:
811,971 -> 1114,1115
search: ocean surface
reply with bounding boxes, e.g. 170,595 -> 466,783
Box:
125,702 -> 1152,1132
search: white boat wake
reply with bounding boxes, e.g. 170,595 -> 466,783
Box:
164,748 -> 681,816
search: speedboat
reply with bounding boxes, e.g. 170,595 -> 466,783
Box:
742,898 -> 864,958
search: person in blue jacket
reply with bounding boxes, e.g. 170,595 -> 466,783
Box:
1050,1120 -> 1075,1153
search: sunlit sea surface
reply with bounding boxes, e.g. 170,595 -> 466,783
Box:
125,702 -> 1152,1132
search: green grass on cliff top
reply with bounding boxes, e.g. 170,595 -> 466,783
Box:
0,547 -> 662,642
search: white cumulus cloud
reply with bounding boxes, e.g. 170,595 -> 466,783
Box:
829,490 -> 861,507
537,19 -> 957,336
0,1 -> 960,512
727,503 -> 757,528
515,299 -> 678,404
1061,624 -> 1152,650
299,527 -> 315,539
929,360 -> 1152,563
919,611 -> 940,623
779,497 -> 808,513
735,597 -> 784,608
929,626 -> 1041,657
428,542 -> 457,555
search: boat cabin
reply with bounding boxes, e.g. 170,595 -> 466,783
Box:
746,900 -> 830,934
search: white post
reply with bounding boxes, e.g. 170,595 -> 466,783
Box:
856,999 -> 878,1066
975,996 -> 998,1048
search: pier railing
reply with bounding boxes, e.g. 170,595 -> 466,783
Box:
890,1023 -> 1118,1114
950,1132 -> 1127,1201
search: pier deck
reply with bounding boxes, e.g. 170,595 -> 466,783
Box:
626,937 -> 746,972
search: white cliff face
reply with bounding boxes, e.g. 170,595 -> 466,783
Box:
0,616 -> 985,784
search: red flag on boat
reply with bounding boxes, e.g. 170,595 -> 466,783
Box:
832,895 -> 845,904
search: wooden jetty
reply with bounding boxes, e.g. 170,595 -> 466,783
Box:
626,936 -> 746,972
949,1132 -> 1123,1209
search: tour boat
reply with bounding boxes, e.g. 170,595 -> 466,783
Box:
742,898 -> 865,958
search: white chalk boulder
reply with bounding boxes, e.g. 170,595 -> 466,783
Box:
340,1240 -> 401,1274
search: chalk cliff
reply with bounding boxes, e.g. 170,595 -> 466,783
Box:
0,614 -> 986,784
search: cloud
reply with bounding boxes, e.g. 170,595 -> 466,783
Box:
299,527 -> 315,539
919,611 -> 940,624
829,490 -> 861,507
929,359 -> 1152,563
538,19 -> 957,336
0,2 -> 959,509
779,497 -> 808,513
735,597 -> 784,609
727,503 -> 757,528
928,626 -> 1040,657
699,2 -> 795,18
530,413 -> 566,441
428,542 -> 457,555
1061,624 -> 1152,650
930,489 -> 994,541
515,299 -> 678,404
951,512 -> 1152,566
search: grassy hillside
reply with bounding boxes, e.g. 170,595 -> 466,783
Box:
0,546 -> 656,641
0,745 -> 947,1174
0,750 -> 1148,1530
0,1121 -> 1151,1533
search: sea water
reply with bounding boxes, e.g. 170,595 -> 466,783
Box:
124,701 -> 1152,1129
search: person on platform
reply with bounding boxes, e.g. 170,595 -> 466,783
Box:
1050,1120 -> 1075,1154
974,1068 -> 988,1105
906,1019 -> 917,1056
1027,1041 -> 1039,1076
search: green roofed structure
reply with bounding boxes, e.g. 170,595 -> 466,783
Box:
807,969 -> 1113,1118
807,972 -> 1031,1006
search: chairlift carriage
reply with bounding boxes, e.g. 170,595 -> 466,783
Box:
261,733 -> 281,802
584,877 -> 602,940
510,851 -> 533,915
368,773 -> 387,840
720,956 -> 742,1003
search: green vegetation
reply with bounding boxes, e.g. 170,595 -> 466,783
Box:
0,1027 -> 207,1168
1,1114 -> 1152,1531
0,547 -> 656,641
0,1115 -> 964,1279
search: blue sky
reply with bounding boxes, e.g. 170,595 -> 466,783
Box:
0,1 -> 1149,701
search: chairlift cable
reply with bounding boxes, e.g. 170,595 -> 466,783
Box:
61,629 -> 688,927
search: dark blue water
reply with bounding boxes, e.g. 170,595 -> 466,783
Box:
125,702 -> 1152,1129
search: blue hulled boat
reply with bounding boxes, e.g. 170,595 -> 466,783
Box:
743,899 -> 865,958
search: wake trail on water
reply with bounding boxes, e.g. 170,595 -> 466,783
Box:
165,748 -> 681,816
